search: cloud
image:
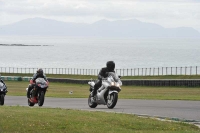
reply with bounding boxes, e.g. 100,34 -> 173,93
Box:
0,0 -> 200,31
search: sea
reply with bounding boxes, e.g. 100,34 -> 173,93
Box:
0,35 -> 200,70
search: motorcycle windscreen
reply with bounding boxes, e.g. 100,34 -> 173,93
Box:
107,72 -> 120,82
35,78 -> 47,84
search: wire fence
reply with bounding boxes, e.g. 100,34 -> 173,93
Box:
0,66 -> 200,76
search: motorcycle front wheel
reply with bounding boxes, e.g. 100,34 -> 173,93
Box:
0,94 -> 5,105
28,99 -> 35,106
107,93 -> 118,109
38,91 -> 45,106
88,94 -> 97,108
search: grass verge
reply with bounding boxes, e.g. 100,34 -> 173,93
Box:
0,106 -> 199,133
5,81 -> 200,100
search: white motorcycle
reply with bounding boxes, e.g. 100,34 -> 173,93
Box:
0,79 -> 8,106
88,72 -> 122,109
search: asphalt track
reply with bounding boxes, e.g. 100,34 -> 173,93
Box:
4,96 -> 200,121
4,96 -> 200,122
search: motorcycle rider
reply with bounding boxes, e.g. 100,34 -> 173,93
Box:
0,75 -> 7,92
91,61 -> 115,97
27,68 -> 48,103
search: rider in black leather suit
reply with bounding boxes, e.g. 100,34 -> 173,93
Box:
91,61 -> 115,97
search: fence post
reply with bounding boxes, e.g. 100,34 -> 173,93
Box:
180,67 -> 182,75
142,68 -> 143,76
153,68 -> 154,76
185,67 -> 187,75
176,67 -> 177,75
131,69 -> 132,76
149,68 -> 151,76
190,66 -> 192,75
162,67 -> 163,75
145,68 -> 147,76
171,67 -> 172,75
158,67 -> 159,76
196,66 -> 198,75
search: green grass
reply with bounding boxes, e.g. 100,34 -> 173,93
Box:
5,81 -> 200,100
1,75 -> 200,132
1,73 -> 200,79
0,106 -> 199,133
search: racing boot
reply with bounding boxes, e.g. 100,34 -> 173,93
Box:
91,90 -> 97,97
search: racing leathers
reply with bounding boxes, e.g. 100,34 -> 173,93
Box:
91,67 -> 115,97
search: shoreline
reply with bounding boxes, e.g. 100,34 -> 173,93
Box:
0,44 -> 53,46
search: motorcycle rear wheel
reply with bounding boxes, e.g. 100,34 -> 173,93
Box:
107,93 -> 118,109
88,94 -> 97,108
38,91 -> 45,106
0,94 -> 5,105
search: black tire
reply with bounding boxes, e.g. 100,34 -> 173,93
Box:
28,99 -> 35,106
38,91 -> 45,106
0,94 -> 5,105
88,94 -> 97,108
107,93 -> 118,109
27,89 -> 31,98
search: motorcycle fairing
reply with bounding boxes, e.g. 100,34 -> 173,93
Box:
0,82 -> 7,93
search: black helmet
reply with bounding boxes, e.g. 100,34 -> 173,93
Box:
37,68 -> 43,75
106,61 -> 115,71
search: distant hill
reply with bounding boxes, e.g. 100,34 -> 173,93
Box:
0,17 -> 200,38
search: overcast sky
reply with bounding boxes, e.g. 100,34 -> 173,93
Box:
1,0 -> 200,32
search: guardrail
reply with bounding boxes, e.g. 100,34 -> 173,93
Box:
2,76 -> 200,87
0,66 -> 200,76
1,76 -> 31,81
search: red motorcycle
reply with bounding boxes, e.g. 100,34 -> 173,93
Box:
26,78 -> 49,106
